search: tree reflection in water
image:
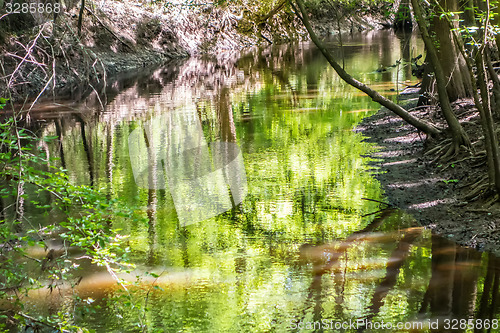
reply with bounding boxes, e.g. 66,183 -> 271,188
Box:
15,30 -> 500,332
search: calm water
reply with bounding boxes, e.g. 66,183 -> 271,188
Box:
15,30 -> 500,332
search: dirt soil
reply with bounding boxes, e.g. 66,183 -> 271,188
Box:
357,92 -> 500,255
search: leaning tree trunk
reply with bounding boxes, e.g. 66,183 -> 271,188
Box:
412,0 -> 470,157
292,0 -> 442,137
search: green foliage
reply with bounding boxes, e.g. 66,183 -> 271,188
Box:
0,106 -> 146,331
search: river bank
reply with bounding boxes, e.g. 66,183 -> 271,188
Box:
0,0 -> 391,103
357,93 -> 500,255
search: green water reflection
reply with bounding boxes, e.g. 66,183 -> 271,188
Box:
22,30 -> 500,332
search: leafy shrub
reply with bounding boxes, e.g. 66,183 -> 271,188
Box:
0,99 -> 145,332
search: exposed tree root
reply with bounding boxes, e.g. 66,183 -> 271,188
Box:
458,174 -> 488,189
442,152 -> 486,170
484,194 -> 500,207
464,177 -> 493,202
466,208 -> 493,213
425,135 -> 472,164
471,158 -> 487,168
440,142 -> 463,162
424,138 -> 451,156
428,141 -> 464,164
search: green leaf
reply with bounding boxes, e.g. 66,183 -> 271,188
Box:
43,135 -> 59,142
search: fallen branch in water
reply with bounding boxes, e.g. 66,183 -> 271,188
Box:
361,197 -> 392,208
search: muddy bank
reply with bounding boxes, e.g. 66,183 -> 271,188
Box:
0,0 -> 190,103
357,93 -> 500,255
0,0 -> 391,103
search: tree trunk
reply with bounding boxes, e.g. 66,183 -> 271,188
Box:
452,248 -> 482,318
367,229 -> 421,321
475,50 -> 500,193
412,0 -> 471,155
485,48 -> 500,117
475,0 -> 487,13
459,0 -> 475,27
495,3 -> 500,52
476,253 -> 497,326
77,0 -> 85,36
431,0 -> 473,102
394,0 -> 413,31
293,0 -> 442,137
488,1 -> 500,55
444,0 -> 500,193
78,116 -> 94,187
398,32 -> 413,78
417,54 -> 434,106
428,234 -> 456,316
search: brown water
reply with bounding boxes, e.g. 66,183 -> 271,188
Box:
14,30 -> 500,332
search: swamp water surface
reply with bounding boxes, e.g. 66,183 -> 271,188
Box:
18,31 -> 500,332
